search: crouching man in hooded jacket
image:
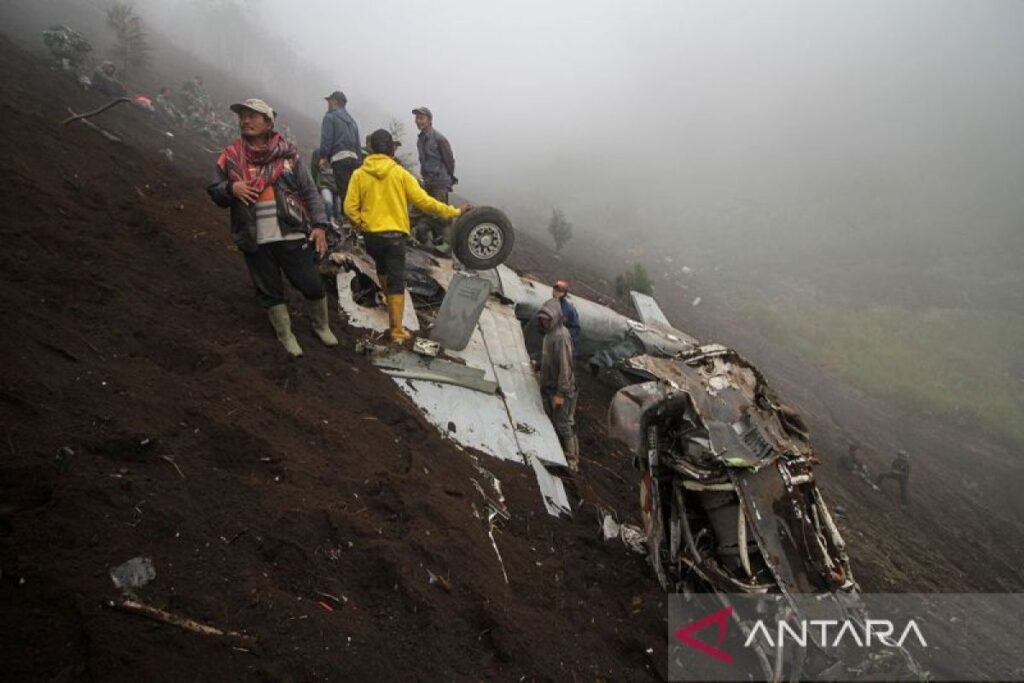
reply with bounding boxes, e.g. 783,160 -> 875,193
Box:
207,98 -> 337,357
537,298 -> 580,472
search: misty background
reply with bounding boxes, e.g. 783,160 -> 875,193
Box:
3,0 -> 1023,445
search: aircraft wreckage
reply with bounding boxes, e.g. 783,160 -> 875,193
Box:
331,208 -> 924,681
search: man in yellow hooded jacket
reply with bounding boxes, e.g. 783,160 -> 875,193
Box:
344,128 -> 468,342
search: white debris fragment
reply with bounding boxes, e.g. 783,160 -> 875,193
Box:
601,512 -> 647,554
692,296 -> 702,307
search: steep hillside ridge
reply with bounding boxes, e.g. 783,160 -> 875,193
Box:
0,39 -> 666,682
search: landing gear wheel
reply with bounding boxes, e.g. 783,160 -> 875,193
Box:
451,206 -> 515,270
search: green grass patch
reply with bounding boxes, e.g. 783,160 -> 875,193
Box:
722,288 -> 1024,447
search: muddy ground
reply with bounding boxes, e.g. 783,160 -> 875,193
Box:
0,38 -> 671,682
1,17 -> 1022,683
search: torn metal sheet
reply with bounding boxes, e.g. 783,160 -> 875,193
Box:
336,268 -> 419,333
429,272 -> 493,351
371,349 -> 499,394
630,291 -> 673,330
333,248 -> 570,516
512,276 -> 697,364
524,450 -> 570,516
476,304 -> 568,469
494,264 -> 528,303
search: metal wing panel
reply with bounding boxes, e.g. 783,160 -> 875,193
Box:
478,304 -> 569,469
393,379 -> 523,462
630,291 -> 673,329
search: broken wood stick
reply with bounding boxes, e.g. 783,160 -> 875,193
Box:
159,454 -> 185,479
61,97 -> 131,125
64,107 -> 121,143
105,598 -> 255,644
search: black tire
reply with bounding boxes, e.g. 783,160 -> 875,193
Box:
450,206 -> 516,270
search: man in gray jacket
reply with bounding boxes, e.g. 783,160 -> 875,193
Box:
411,106 -> 457,248
537,298 -> 580,472
320,90 -> 361,210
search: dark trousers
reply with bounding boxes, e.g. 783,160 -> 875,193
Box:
331,158 -> 360,208
412,185 -> 450,242
243,239 -> 324,308
363,232 -> 407,295
876,472 -> 910,505
542,390 -> 578,448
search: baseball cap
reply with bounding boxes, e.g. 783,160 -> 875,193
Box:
368,128 -> 396,154
229,98 -> 275,121
325,90 -> 347,103
411,106 -> 433,119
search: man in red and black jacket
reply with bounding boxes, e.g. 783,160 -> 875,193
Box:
207,98 -> 337,357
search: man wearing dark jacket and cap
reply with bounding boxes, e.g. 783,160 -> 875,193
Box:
537,298 -> 580,472
207,98 -> 337,357
320,90 -> 361,212
411,106 -> 457,248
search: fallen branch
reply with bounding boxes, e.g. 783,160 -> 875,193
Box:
579,456 -> 627,483
61,97 -> 132,125
159,455 -> 185,479
64,107 -> 121,143
105,599 -> 255,644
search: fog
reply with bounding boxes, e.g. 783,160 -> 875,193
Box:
2,0 -> 1023,443
8,0 -> 1024,292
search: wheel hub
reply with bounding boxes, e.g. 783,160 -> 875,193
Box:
467,222 -> 503,259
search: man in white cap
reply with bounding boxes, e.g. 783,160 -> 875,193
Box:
207,98 -> 337,357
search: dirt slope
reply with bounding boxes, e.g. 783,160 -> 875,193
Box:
0,38 -> 668,682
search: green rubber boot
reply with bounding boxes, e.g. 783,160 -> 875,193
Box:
267,304 -> 303,357
309,296 -> 338,347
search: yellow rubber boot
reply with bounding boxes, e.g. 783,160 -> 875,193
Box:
386,293 -> 413,343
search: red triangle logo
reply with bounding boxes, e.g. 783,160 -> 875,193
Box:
674,605 -> 734,665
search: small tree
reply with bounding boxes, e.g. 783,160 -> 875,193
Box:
388,117 -> 417,171
106,1 -> 151,83
615,263 -> 654,298
548,208 -> 574,251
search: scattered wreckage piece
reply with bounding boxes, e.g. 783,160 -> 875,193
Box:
370,348 -> 498,394
335,254 -> 419,333
429,272 -> 493,351
513,278 -> 697,367
336,251 -> 570,517
605,344 -> 929,679
629,291 -> 673,331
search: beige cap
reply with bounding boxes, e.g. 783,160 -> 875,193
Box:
229,98 -> 275,121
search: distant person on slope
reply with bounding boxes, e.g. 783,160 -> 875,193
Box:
536,298 -> 580,472
207,98 -> 338,357
876,449 -> 911,508
411,106 -> 457,250
319,90 -> 361,217
92,61 -> 126,97
310,148 -> 340,227
344,129 -> 468,343
552,279 -> 582,352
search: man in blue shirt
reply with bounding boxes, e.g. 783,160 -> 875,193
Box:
553,279 -> 581,352
319,90 -> 361,213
